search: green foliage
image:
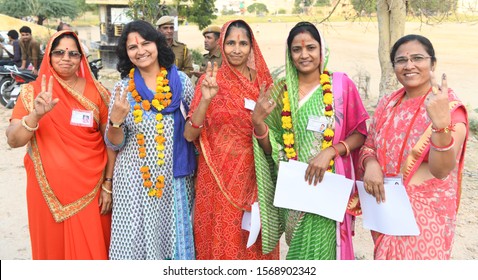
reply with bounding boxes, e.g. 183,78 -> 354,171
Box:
277,9 -> 287,15
247,3 -> 269,15
469,116 -> 478,136
315,0 -> 330,7
0,0 -> 80,25
190,48 -> 204,66
126,0 -> 171,25
409,0 -> 458,16
293,0 -> 314,14
186,0 -> 217,30
351,0 -> 377,16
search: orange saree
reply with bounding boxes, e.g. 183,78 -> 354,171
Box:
189,20 -> 279,260
10,31 -> 111,259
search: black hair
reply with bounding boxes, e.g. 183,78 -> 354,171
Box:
19,26 -> 32,34
287,22 -> 321,53
57,22 -> 72,32
7,30 -> 19,40
116,20 -> 175,79
390,34 -> 436,66
224,20 -> 252,44
50,33 -> 83,61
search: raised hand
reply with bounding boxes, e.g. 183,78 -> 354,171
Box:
200,61 -> 219,101
110,85 -> 130,124
33,75 -> 59,118
252,82 -> 275,126
425,71 -> 450,129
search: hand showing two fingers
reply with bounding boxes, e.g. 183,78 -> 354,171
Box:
33,75 -> 59,118
110,86 -> 130,124
252,82 -> 275,125
201,61 -> 219,101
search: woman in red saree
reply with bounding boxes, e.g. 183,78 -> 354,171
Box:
184,20 -> 279,260
360,34 -> 468,259
6,30 -> 113,259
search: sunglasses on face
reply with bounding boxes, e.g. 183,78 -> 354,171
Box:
51,49 -> 82,59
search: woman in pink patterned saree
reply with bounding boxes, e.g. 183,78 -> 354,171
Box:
360,34 -> 468,259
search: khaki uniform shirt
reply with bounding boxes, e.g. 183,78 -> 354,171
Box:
171,40 -> 193,77
201,48 -> 222,71
19,38 -> 42,69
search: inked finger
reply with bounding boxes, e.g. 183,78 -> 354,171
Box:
211,61 -> 218,79
41,75 -> 46,93
441,73 -> 448,95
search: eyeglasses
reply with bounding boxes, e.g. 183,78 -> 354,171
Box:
51,49 -> 82,59
393,55 -> 432,67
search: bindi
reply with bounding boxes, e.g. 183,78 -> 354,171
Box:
135,36 -> 139,45
301,40 -> 305,48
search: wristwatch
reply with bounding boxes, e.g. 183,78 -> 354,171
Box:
109,119 -> 124,128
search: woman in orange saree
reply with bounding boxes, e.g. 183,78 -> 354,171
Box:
184,20 -> 279,260
360,34 -> 468,259
6,30 -> 113,259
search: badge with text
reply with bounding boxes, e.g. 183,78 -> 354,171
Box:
306,116 -> 327,133
384,175 -> 404,187
71,109 -> 93,127
244,98 -> 256,111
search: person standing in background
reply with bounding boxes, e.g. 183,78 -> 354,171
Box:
19,26 -> 42,75
156,16 -> 194,77
191,25 -> 223,79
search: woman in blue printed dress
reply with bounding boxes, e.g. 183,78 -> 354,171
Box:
105,20 -> 197,260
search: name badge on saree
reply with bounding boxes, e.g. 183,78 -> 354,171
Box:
307,116 -> 327,133
244,98 -> 256,111
71,109 -> 93,127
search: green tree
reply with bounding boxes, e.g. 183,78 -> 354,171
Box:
409,0 -> 458,16
293,0 -> 314,14
0,0 -> 80,25
126,0 -> 171,25
247,3 -> 269,15
351,0 -> 377,16
186,0 -> 217,30
315,0 -> 330,7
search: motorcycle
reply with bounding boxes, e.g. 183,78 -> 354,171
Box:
88,56 -> 103,80
0,64 -> 17,106
2,66 -> 37,109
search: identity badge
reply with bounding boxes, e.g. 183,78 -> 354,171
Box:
71,109 -> 93,127
306,116 -> 327,133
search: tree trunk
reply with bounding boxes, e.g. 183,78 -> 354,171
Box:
376,0 -> 406,99
37,15 -> 46,26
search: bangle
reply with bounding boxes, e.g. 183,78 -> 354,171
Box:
431,123 -> 455,134
21,116 -> 39,132
104,178 -> 112,182
253,124 -> 269,139
188,119 -> 204,129
430,136 -> 454,152
331,145 -> 340,159
101,185 -> 112,194
339,140 -> 350,157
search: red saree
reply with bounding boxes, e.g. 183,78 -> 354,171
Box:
10,31 -> 111,259
360,87 -> 468,259
189,20 -> 278,260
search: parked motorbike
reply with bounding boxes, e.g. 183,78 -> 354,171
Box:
0,65 -> 21,107
2,66 -> 37,109
88,56 -> 102,79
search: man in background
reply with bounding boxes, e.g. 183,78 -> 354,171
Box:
0,30 -> 22,67
192,25 -> 222,79
156,15 -> 193,77
19,26 -> 42,75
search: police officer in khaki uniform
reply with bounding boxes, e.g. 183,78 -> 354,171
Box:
192,25 -> 223,79
156,15 -> 194,77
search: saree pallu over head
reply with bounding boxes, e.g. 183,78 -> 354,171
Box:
15,30 -> 111,222
190,20 -> 273,211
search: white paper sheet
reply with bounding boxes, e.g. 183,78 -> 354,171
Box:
356,181 -> 420,236
273,160 -> 354,222
241,202 -> 261,248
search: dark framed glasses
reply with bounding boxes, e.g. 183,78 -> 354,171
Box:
51,49 -> 82,59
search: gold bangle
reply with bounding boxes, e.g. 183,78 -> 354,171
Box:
21,116 -> 39,132
101,185 -> 112,194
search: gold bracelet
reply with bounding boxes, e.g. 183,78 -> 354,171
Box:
101,185 -> 112,194
21,116 -> 39,132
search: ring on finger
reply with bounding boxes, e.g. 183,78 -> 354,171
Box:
432,86 -> 439,94
268,99 -> 273,106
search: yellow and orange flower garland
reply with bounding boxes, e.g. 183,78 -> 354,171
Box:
281,69 -> 335,170
129,67 -> 172,198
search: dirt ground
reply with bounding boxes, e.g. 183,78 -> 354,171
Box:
0,21 -> 477,260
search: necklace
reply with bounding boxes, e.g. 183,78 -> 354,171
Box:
282,69 -> 335,170
128,67 -> 172,198
67,76 -> 79,89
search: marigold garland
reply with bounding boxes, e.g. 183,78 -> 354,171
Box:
281,69 -> 335,170
129,67 -> 172,198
